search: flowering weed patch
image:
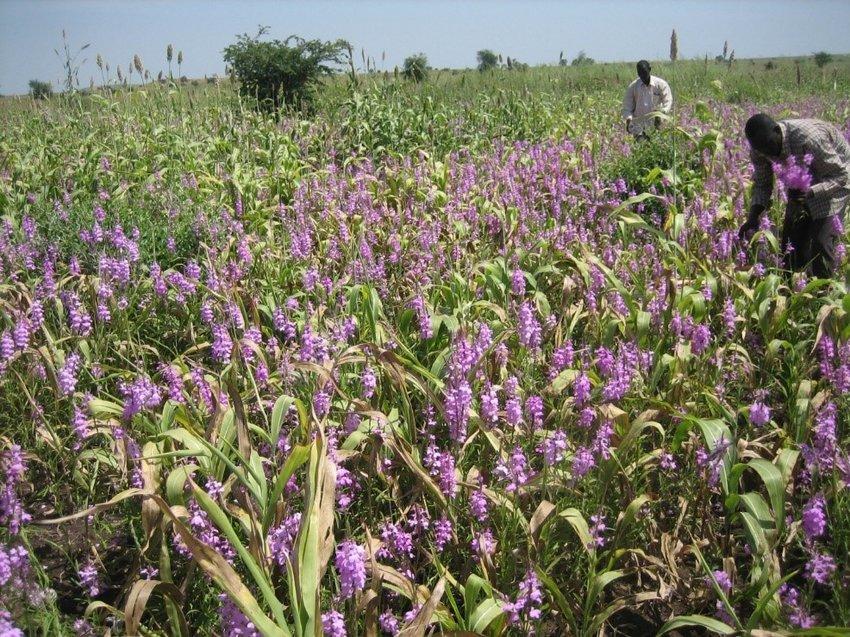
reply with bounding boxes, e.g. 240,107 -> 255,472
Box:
1,69 -> 850,635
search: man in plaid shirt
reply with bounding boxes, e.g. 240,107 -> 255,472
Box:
739,113 -> 850,277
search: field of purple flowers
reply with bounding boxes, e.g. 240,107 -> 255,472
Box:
1,70 -> 850,636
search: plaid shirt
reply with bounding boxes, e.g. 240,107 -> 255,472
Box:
750,118 -> 850,219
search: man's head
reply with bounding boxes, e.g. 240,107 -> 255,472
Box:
745,113 -> 782,157
637,60 -> 651,85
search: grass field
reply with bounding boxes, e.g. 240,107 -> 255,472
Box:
1,54 -> 850,635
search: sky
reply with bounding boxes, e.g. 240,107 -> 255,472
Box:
1,0 -> 849,95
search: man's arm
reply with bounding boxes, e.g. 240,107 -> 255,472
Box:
658,79 -> 673,114
750,148 -> 774,210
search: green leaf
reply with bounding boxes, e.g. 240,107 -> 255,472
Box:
469,599 -> 504,634
657,615 -> 735,635
556,508 -> 593,556
193,486 -> 289,631
743,458 -> 785,534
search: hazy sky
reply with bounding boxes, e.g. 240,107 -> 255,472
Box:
2,0 -> 849,94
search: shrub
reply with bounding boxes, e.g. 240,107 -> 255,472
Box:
813,51 -> 833,68
477,49 -> 499,72
571,51 -> 595,66
28,79 -> 53,100
402,53 -> 429,83
223,27 -> 348,111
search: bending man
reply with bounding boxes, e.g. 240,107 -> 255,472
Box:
739,114 -> 850,278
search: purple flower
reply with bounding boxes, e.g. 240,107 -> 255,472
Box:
78,560 -> 100,597
749,401 -> 770,426
493,447 -> 530,493
313,387 -> 332,418
410,295 -> 433,339
779,584 -> 816,628
58,352 -> 82,396
0,331 -> 14,364
801,401 -> 837,473
517,301 -> 541,350
268,512 -> 301,566
505,396 -> 523,427
219,594 -> 260,637
335,541 -> 366,599
424,442 -> 458,498
361,366 -> 377,399
690,324 -> 711,355
772,153 -> 814,192
538,429 -> 567,466
511,269 -> 526,296
709,570 -> 732,594
469,488 -> 489,522
804,551 -> 836,584
379,610 -> 399,635
444,381 -> 472,442
433,516 -> 453,550
589,514 -> 608,548
723,298 -> 737,336
802,494 -> 827,540
73,618 -> 95,636
660,452 -> 677,471
503,570 -> 543,625
525,395 -> 544,430
573,373 -> 591,406
210,322 -> 233,363
572,446 -> 595,478
0,610 -> 23,637
159,363 -> 185,403
548,342 -> 574,379
118,375 -> 162,421
471,528 -> 497,557
71,404 -> 91,444
480,385 -> 500,424
377,523 -> 414,561
322,610 -> 346,637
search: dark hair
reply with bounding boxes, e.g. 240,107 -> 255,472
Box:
745,113 -> 779,152
637,60 -> 651,74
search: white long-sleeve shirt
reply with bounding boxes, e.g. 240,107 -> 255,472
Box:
622,75 -> 673,136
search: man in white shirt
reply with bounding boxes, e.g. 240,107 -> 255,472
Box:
622,60 -> 673,138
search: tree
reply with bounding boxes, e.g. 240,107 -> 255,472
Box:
670,29 -> 678,62
814,51 -> 833,68
571,51 -> 595,66
28,80 -> 53,100
402,53 -> 429,83
477,49 -> 498,72
223,27 -> 348,111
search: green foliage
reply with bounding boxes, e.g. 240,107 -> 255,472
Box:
3,53 -> 850,636
223,27 -> 348,111
476,49 -> 499,72
571,50 -> 595,66
402,53 -> 429,82
28,79 -> 53,100
814,51 -> 834,68
600,132 -> 675,195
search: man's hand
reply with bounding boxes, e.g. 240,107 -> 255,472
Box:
625,117 -> 632,133
738,205 -> 764,240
